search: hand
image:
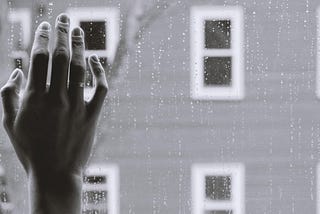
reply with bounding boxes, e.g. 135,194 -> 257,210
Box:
1,14 -> 108,214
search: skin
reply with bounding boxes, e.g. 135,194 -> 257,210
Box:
0,14 -> 108,214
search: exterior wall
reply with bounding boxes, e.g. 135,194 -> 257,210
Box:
0,0 -> 320,214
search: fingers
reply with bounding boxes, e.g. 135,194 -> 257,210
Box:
26,22 -> 51,92
1,69 -> 24,129
50,13 -> 70,97
87,55 -> 108,118
69,27 -> 85,106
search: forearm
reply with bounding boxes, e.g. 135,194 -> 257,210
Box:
28,170 -> 82,214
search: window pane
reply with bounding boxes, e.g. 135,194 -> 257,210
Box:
205,211 -> 233,214
83,190 -> 107,204
205,176 -> 231,200
80,21 -> 107,50
13,58 -> 23,69
82,210 -> 100,214
0,191 -> 10,203
204,57 -> 232,86
84,175 -> 107,184
205,20 -> 231,49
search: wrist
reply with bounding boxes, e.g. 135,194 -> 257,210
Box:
28,169 -> 83,214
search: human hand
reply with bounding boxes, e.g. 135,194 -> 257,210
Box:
1,14 -> 108,214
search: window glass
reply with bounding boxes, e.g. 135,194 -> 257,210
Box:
80,21 -> 107,50
83,190 -> 108,204
204,211 -> 233,214
205,20 -> 231,49
84,175 -> 107,184
204,57 -> 232,86
205,176 -> 232,200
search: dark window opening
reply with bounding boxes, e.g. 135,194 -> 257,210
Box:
80,21 -> 107,50
204,57 -> 232,86
205,175 -> 232,200
205,20 -> 231,49
83,190 -> 107,204
0,191 -> 10,203
82,209 -> 104,214
205,211 -> 233,214
13,58 -> 23,69
84,175 -> 107,184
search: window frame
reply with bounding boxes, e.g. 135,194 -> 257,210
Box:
191,163 -> 245,214
66,7 -> 120,63
82,164 -> 119,214
7,8 -> 31,70
190,6 -> 244,100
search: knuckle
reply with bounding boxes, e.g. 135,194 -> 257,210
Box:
53,47 -> 70,62
71,62 -> 85,72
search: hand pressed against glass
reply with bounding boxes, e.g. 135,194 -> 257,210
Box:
1,14 -> 108,214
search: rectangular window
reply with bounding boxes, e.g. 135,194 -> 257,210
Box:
67,7 -> 119,87
190,6 -> 244,100
8,8 -> 31,71
192,163 -> 245,214
82,164 -> 119,214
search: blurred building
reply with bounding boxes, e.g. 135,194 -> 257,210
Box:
0,0 -> 320,214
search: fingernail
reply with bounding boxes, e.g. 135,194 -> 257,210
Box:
91,54 -> 99,63
72,27 -> 83,37
38,21 -> 51,31
57,14 -> 69,24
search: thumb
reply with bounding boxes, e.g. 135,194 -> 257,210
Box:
1,69 -> 24,129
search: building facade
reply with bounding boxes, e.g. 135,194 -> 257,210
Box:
0,0 -> 320,214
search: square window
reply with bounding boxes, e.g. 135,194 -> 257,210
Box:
204,57 -> 232,86
192,163 -> 244,214
205,211 -> 233,214
205,20 -> 231,49
205,176 -> 232,200
80,21 -> 107,50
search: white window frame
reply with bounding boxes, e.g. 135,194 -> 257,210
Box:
192,163 -> 245,214
8,8 -> 31,70
190,6 -> 244,100
83,164 -> 119,214
67,7 -> 120,63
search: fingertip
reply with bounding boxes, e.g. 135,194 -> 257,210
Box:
89,54 -> 100,64
56,13 -> 70,26
37,21 -> 51,31
72,27 -> 84,37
